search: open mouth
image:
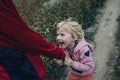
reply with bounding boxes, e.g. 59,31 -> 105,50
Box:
57,40 -> 64,47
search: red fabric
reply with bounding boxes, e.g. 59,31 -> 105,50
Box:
0,0 -> 65,59
0,0 -> 65,80
25,53 -> 47,80
0,66 -> 10,80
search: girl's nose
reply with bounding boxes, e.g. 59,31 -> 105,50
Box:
56,35 -> 61,40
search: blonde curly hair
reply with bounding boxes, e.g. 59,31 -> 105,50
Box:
56,20 -> 84,40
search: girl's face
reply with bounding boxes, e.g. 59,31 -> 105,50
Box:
56,28 -> 75,50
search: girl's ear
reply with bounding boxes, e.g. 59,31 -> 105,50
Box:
72,38 -> 77,42
72,37 -> 76,42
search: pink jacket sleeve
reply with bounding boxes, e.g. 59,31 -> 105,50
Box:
72,46 -> 94,75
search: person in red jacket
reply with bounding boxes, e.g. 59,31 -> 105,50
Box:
0,0 -> 65,80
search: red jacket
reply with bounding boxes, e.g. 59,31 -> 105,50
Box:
0,0 -> 65,80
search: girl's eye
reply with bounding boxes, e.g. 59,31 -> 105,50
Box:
61,33 -> 65,36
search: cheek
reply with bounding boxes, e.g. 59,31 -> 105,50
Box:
64,38 -> 73,45
66,37 -> 74,42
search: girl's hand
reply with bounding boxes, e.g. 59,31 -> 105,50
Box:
53,58 -> 64,66
64,56 -> 73,67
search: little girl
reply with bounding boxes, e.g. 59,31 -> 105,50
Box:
54,20 -> 95,80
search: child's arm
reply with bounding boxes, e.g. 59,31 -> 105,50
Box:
71,47 -> 94,75
64,47 -> 94,75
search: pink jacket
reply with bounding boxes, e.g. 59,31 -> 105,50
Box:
65,38 -> 95,76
